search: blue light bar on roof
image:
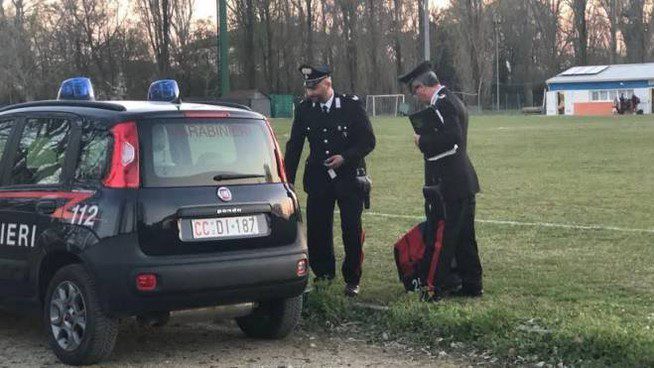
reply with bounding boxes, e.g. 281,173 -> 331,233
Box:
148,80 -> 180,102
57,77 -> 95,101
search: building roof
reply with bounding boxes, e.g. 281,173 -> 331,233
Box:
546,63 -> 654,85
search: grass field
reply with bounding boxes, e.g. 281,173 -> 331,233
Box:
271,114 -> 654,367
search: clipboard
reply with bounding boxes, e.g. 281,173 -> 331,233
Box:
408,106 -> 443,135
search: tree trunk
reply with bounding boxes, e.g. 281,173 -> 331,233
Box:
393,0 -> 403,77
620,0 -> 646,63
366,0 -> 380,93
244,0 -> 256,88
609,0 -> 617,63
418,0 -> 424,60
321,0 -> 334,68
337,0 -> 358,92
305,0 -> 314,63
263,0 -> 274,91
571,0 -> 588,65
162,0 -> 170,76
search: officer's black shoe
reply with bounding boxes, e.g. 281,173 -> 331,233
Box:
344,283 -> 360,297
449,286 -> 483,298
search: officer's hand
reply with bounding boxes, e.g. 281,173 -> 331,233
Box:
325,155 -> 345,169
414,134 -> 421,147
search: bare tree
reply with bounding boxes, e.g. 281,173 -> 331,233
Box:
569,0 -> 588,65
366,0 -> 380,93
257,0 -> 274,91
137,0 -> 173,76
305,0 -> 314,63
392,0 -> 403,79
619,0 -> 647,62
450,0 -> 493,105
336,0 -> 360,92
598,0 -> 624,63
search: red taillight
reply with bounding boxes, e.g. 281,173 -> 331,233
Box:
296,258 -> 308,277
136,274 -> 157,291
264,119 -> 288,183
103,121 -> 140,188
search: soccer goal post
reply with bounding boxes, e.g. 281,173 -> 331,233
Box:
366,94 -> 406,117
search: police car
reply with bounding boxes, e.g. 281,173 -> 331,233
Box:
0,78 -> 308,365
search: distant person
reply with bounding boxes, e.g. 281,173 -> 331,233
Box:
284,64 -> 376,297
398,61 -> 483,301
613,97 -> 620,114
619,93 -> 627,115
631,94 -> 640,114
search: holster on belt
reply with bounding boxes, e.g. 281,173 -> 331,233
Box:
356,167 -> 372,209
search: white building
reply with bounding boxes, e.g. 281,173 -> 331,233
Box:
545,63 -> 654,116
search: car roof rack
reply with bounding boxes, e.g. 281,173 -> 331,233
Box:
0,100 -> 127,113
185,99 -> 253,111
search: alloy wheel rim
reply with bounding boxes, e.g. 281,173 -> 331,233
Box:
49,281 -> 87,351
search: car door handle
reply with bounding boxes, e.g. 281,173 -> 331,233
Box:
36,200 -> 59,215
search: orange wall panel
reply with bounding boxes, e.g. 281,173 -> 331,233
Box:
573,102 -> 614,116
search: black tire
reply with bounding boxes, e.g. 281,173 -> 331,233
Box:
44,264 -> 118,366
236,295 -> 302,339
136,311 -> 171,328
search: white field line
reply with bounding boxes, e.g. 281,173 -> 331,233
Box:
361,211 -> 654,234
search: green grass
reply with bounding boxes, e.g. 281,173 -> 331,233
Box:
272,115 -> 654,367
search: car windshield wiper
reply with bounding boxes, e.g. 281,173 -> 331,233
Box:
212,173 -> 267,182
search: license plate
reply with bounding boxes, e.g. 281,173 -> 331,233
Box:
189,215 -> 267,240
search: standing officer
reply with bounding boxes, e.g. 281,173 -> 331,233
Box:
398,61 -> 483,300
284,64 -> 376,297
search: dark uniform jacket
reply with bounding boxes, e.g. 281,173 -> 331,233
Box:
418,87 -> 480,202
284,92 -> 376,194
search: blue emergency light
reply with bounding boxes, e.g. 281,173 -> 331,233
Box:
148,80 -> 180,102
57,77 -> 95,101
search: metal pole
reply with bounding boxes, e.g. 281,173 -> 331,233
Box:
423,0 -> 430,61
218,0 -> 230,97
495,19 -> 499,112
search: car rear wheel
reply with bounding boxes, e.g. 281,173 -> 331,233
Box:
44,264 -> 118,366
236,295 -> 302,339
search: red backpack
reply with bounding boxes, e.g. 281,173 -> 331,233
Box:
393,219 -> 445,292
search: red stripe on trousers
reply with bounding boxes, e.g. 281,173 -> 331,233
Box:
427,220 -> 445,292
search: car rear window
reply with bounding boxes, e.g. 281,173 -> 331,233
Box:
140,118 -> 282,187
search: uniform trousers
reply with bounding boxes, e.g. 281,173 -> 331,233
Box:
433,195 -> 483,293
306,182 -> 364,285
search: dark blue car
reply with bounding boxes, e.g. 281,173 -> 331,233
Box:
0,78 -> 308,365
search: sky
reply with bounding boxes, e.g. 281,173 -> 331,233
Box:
193,0 -> 450,21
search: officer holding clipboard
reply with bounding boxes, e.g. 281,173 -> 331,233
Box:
399,61 -> 483,301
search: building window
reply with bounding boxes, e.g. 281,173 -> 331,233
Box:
591,89 -> 634,102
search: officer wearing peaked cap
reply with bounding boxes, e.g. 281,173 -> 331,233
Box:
398,61 -> 483,300
284,64 -> 376,297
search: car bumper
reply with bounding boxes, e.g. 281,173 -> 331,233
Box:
84,234 -> 308,316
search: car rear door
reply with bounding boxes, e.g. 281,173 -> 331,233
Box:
0,113 -> 78,298
0,117 -> 20,296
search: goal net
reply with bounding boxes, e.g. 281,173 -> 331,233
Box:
366,94 -> 406,116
